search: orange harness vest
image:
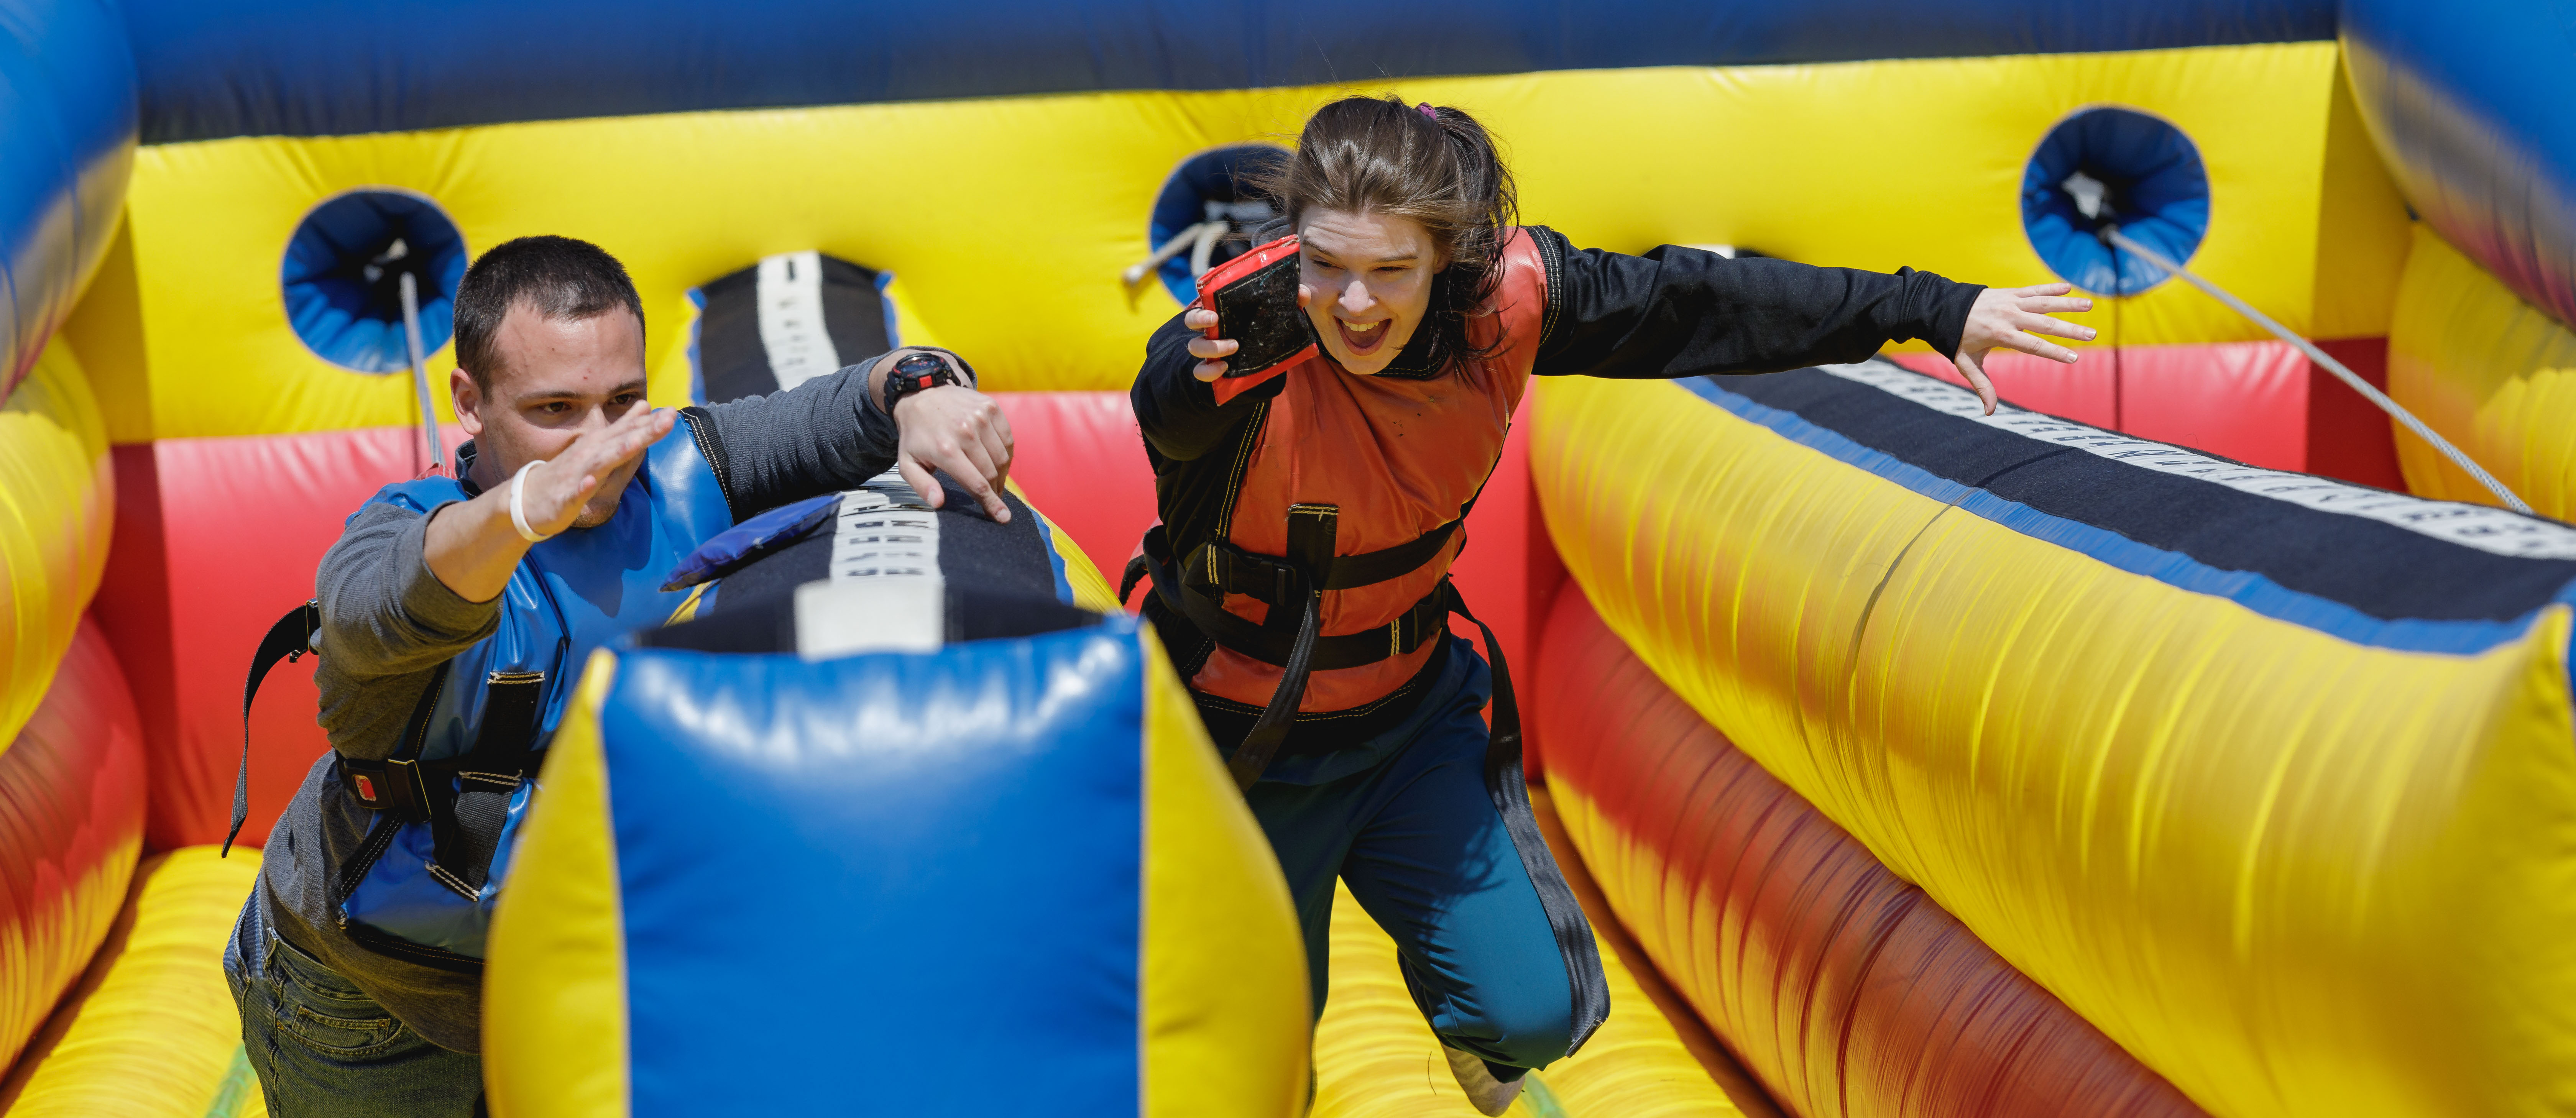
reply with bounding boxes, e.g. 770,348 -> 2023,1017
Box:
1142,229 -> 1550,786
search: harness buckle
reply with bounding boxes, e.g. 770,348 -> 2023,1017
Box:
1272,563 -> 1305,607
383,757 -> 432,822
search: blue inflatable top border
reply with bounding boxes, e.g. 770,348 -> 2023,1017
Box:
120,0 -> 2334,144
1674,374 -> 2576,659
2342,0 -> 2576,331
0,0 -> 137,397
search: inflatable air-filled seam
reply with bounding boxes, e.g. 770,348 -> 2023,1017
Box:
2344,0 -> 2576,332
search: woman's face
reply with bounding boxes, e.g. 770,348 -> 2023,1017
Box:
1299,208 -> 1444,376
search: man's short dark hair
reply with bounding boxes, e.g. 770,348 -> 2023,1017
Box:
452,235 -> 645,391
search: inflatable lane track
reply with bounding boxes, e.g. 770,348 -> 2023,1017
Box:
1533,359 -> 2576,1118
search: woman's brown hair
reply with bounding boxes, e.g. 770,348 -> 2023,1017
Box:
1255,95 -> 1518,371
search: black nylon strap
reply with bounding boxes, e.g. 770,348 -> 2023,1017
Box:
1143,525 -> 1449,671
225,600 -> 321,857
1449,588 -> 1612,1052
1222,505 -> 1338,790
1119,552 -> 1150,606
444,671 -> 546,891
338,756 -> 441,821
1188,517 -> 1459,603
1226,588 -> 1321,791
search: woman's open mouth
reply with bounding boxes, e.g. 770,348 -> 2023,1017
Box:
1336,315 -> 1391,356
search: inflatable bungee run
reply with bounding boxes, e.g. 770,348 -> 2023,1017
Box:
4,0 -> 2576,1113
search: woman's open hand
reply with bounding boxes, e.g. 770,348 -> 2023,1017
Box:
1183,286 -> 1312,382
1954,282 -> 2096,415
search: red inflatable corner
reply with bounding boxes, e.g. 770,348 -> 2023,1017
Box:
990,391 -> 1160,583
1885,339 -> 2404,490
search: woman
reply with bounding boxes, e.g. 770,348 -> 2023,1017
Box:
1129,95 -> 2091,1112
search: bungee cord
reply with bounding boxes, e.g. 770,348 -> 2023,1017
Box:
2103,225 -> 2532,514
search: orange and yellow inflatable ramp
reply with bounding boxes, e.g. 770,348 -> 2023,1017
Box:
1533,360 -> 2576,1117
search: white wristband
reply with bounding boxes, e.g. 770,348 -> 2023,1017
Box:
509,459 -> 555,543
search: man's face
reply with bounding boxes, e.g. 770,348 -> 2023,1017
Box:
453,304 -> 649,530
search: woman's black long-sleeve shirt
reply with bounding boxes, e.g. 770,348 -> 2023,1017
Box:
1131,223 -> 1983,563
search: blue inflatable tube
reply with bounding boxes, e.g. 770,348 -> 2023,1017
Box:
121,0 -> 2332,143
0,0 -> 135,396
2343,0 -> 2576,328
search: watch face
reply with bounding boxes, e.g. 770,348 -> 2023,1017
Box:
895,352 -> 946,379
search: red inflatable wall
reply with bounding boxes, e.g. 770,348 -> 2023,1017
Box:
0,619 -> 147,1070
1533,588 -> 2208,1118
95,427 -> 454,850
1884,338 -> 2404,489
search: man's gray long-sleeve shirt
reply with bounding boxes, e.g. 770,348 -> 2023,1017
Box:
250,360 -> 905,1054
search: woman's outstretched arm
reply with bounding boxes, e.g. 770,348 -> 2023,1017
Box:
1530,226 -> 2092,413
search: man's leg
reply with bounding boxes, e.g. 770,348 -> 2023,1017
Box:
227,896 -> 483,1118
1338,654 -> 1603,1077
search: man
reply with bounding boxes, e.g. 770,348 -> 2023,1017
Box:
223,235 -> 1013,1115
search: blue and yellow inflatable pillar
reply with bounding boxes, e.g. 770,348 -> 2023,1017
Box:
484,616 -> 1310,1115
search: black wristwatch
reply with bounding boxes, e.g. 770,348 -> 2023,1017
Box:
881,350 -> 964,412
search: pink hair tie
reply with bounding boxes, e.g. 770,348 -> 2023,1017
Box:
1418,102 -> 1438,121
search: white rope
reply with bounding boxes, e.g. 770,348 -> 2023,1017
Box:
1121,220 -> 1227,286
1186,219 -> 1227,278
398,271 -> 444,474
2102,227 -> 2531,514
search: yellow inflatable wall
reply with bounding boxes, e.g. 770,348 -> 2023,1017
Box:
79,41 -> 2405,442
2388,224 -> 2576,520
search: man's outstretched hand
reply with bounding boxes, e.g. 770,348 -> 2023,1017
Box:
426,404 -> 674,604
516,405 -> 675,537
1954,282 -> 2096,415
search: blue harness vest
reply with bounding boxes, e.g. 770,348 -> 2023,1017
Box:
314,422 -> 732,967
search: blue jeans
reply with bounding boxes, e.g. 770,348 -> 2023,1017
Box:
1241,638 -> 1603,1072
224,896 -> 483,1117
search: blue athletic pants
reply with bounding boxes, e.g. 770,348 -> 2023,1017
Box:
1236,636 -> 1607,1072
